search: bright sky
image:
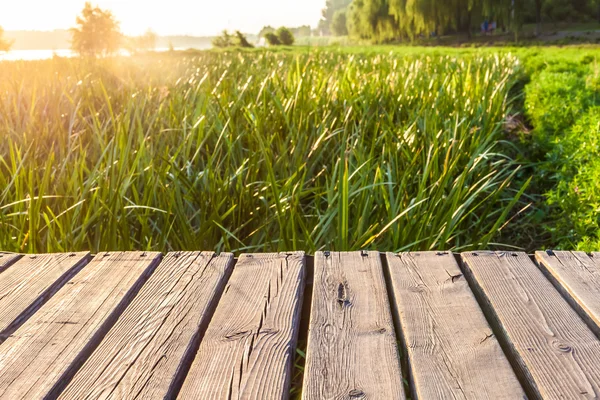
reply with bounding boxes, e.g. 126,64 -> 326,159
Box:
1,0 -> 324,36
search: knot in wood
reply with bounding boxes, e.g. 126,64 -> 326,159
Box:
337,282 -> 351,308
348,388 -> 366,398
556,342 -> 572,353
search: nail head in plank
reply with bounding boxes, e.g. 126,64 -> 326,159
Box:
0,252 -> 90,342
461,251 -> 600,399
59,251 -> 234,400
535,251 -> 600,338
177,252 -> 306,399
302,251 -> 405,400
0,251 -> 161,400
386,252 -> 525,399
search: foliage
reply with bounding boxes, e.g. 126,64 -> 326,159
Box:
0,26 -> 14,52
234,31 -> 254,48
521,52 -> 600,250
320,0 -> 353,35
0,50 -> 524,254
212,30 -> 254,48
259,26 -> 276,38
70,2 -> 122,57
344,0 -> 600,42
276,27 -> 295,45
331,10 -> 349,36
212,30 -> 233,48
264,32 -> 281,45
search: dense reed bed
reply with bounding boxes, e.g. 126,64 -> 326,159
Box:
0,50 -> 524,253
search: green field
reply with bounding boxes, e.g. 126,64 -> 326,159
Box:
0,46 -> 598,253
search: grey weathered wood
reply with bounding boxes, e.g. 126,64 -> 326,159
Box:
303,251 -> 405,400
461,251 -> 600,400
0,253 -> 21,274
177,252 -> 305,400
0,252 -> 89,342
386,252 -> 525,399
59,252 -> 234,399
0,251 -> 161,400
536,251 -> 600,338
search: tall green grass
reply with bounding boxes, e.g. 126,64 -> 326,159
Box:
0,50 -> 525,253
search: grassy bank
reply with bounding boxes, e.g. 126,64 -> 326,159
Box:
0,49 -> 524,253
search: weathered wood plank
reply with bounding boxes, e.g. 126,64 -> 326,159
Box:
303,251 -> 405,400
461,251 -> 600,400
0,252 -> 89,342
386,252 -> 525,399
0,253 -> 21,274
0,251 -> 161,400
59,252 -> 234,400
536,251 -> 600,337
177,252 -> 305,400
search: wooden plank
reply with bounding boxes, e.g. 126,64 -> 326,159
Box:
177,252 -> 306,399
59,252 -> 234,400
0,253 -> 21,274
0,251 -> 161,400
536,251 -> 600,337
461,251 -> 600,399
385,252 -> 525,399
303,251 -> 405,400
0,252 -> 90,342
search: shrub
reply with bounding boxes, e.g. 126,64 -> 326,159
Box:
264,32 -> 281,46
276,27 -> 295,45
212,30 -> 233,48
234,31 -> 254,48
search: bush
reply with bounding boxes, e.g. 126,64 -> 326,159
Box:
276,27 -> 295,45
264,32 -> 281,46
212,30 -> 233,48
234,31 -> 254,48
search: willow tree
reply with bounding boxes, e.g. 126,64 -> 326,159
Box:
347,0 -> 399,41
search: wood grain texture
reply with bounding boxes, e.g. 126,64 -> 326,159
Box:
385,252 -> 525,400
0,252 -> 90,342
177,252 -> 306,400
303,251 -> 405,400
536,251 -> 600,338
0,253 -> 21,274
461,251 -> 600,400
59,252 -> 234,400
0,251 -> 161,400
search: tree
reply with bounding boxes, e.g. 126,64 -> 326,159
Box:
70,2 -> 122,57
331,10 -> 349,35
534,0 -> 544,35
0,26 -> 14,52
234,31 -> 254,48
276,27 -> 295,45
264,32 -> 281,45
212,30 -> 233,48
259,26 -> 275,38
212,30 -> 254,48
321,0 -> 353,35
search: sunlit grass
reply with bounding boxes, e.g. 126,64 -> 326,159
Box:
0,50 -> 525,253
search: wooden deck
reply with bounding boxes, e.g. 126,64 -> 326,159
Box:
0,250 -> 599,399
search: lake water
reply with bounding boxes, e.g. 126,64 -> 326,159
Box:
0,47 -> 198,61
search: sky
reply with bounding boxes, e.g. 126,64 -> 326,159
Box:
1,0 -> 324,36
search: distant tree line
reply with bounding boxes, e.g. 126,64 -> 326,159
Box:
319,0 -> 600,41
